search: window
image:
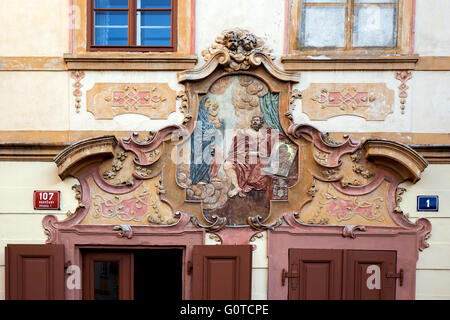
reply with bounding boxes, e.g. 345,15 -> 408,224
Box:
289,0 -> 413,54
87,0 -> 177,51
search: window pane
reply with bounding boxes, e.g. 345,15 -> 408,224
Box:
304,0 -> 345,3
353,6 -> 397,47
94,261 -> 119,300
301,6 -> 345,47
138,0 -> 172,9
95,0 -> 128,9
137,11 -> 171,46
95,11 -> 128,45
355,0 -> 396,3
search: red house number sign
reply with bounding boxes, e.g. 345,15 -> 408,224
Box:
33,191 -> 60,210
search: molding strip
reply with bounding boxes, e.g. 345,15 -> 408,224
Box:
64,53 -> 198,71
281,55 -> 450,71
409,144 -> 450,164
281,55 -> 419,71
1,142 -> 448,164
1,56 -> 449,71
0,143 -> 69,161
0,57 -> 67,71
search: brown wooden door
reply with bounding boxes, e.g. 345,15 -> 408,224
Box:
192,245 -> 252,300
344,250 -> 397,300
5,244 -> 65,300
288,249 -> 343,300
82,252 -> 133,300
288,249 -> 398,300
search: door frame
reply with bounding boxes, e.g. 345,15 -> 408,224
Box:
81,246 -> 185,300
44,212 -> 204,300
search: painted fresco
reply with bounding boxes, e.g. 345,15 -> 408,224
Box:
177,75 -> 298,225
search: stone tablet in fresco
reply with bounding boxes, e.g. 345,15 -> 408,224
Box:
176,75 -> 298,225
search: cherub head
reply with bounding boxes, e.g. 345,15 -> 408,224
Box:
240,33 -> 258,52
223,31 -> 240,51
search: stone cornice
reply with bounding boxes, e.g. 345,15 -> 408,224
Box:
54,136 -> 117,179
364,139 -> 429,182
281,55 -> 420,71
63,53 -> 198,71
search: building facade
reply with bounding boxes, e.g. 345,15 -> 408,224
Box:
0,0 -> 449,300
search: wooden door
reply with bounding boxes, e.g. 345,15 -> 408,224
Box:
192,245 -> 252,300
288,249 -> 343,300
5,244 -> 65,300
344,250 -> 397,300
82,252 -> 133,300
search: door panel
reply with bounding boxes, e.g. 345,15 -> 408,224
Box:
5,244 -> 65,300
192,245 -> 252,300
289,249 -> 343,300
82,252 -> 133,300
345,250 -> 397,300
288,249 -> 398,300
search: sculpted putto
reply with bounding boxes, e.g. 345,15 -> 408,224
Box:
202,28 -> 273,71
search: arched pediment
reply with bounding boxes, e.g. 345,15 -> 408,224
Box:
364,139 -> 428,183
54,136 -> 117,180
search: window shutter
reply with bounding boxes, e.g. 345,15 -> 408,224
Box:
5,244 -> 65,300
344,250 -> 397,300
288,249 -> 343,300
192,245 -> 252,300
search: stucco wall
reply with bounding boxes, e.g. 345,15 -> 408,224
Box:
0,0 -> 69,57
70,71 -> 185,132
291,70 -> 450,134
400,164 -> 450,299
0,162 -> 77,300
0,72 -> 70,131
415,0 -> 450,56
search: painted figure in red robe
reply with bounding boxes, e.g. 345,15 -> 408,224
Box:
224,115 -> 282,197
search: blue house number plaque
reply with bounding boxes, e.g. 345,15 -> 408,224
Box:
417,195 -> 439,212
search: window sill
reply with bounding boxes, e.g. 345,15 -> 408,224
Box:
64,53 -> 198,71
280,55 -> 419,71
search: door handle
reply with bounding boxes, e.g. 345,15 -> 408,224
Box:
386,269 -> 403,286
282,268 -> 299,286
187,261 -> 193,275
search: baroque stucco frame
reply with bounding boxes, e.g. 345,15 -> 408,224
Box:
43,28 -> 431,300
43,133 -> 205,300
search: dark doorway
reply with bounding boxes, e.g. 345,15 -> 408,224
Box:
82,248 -> 183,300
134,249 -> 183,300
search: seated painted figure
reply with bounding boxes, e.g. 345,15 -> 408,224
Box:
224,115 -> 284,198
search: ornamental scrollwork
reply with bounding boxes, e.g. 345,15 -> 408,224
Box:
322,168 -> 341,181
190,215 -> 227,232
201,28 -> 274,72
395,71 -> 412,114
248,215 -> 283,231
67,184 -> 85,217
102,149 -> 128,180
177,90 -> 192,124
350,150 -> 375,179
319,186 -> 385,223
394,187 -> 407,213
286,89 -> 302,121
307,178 -> 318,198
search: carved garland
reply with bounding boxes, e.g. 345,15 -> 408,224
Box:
71,71 -> 85,113
286,89 -> 302,121
395,71 -> 412,114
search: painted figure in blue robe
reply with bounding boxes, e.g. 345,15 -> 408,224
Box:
190,96 -> 224,185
